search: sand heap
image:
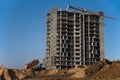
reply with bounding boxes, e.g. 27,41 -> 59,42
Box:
46,69 -> 59,75
67,68 -> 85,78
1,60 -> 120,80
8,69 -> 26,80
0,67 -> 11,80
0,67 -> 35,80
83,60 -> 120,80
70,68 -> 85,78
93,62 -> 120,80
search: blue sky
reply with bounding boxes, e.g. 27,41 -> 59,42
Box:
0,0 -> 120,69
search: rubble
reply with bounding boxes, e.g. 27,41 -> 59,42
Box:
24,59 -> 39,70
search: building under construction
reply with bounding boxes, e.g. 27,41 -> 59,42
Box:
43,5 -> 104,69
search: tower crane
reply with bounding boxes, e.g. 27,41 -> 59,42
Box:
67,5 -> 115,19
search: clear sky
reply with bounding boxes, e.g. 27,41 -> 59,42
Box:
0,0 -> 120,69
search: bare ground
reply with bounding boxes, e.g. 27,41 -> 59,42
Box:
1,60 -> 120,80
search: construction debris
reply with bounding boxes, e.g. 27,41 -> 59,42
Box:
24,59 -> 39,70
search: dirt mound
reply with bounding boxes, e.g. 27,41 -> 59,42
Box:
67,68 -> 83,73
46,69 -> 59,75
1,60 -> 120,80
81,60 -> 120,80
65,68 -> 86,79
70,68 -> 85,78
24,69 -> 35,76
34,70 -> 41,75
8,69 -> 26,80
93,63 -> 120,80
0,67 -> 11,80
85,60 -> 107,77
40,70 -> 48,76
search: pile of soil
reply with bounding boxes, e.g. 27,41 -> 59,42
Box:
1,60 -> 120,80
0,67 -> 11,80
67,68 -> 85,78
93,63 -> 120,80
85,60 -> 107,77
46,69 -> 59,75
82,60 -> 120,80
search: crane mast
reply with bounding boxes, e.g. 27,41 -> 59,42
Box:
67,5 -> 115,19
